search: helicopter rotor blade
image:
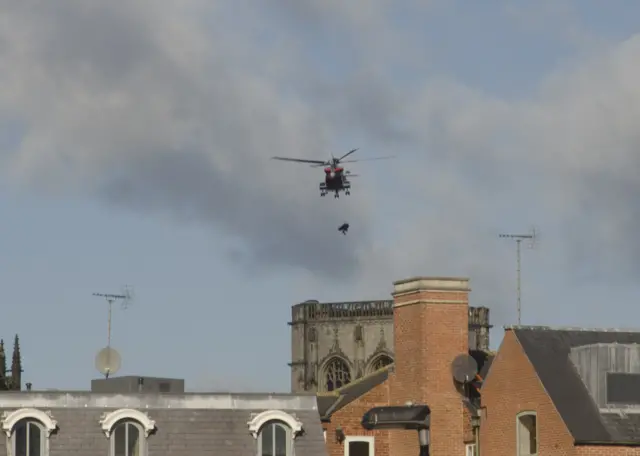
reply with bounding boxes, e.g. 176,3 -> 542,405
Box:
272,156 -> 327,165
338,148 -> 359,161
341,155 -> 395,164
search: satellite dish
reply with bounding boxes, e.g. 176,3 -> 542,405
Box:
451,354 -> 478,384
95,347 -> 121,378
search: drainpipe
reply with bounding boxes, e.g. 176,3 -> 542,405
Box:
471,411 -> 481,456
418,428 -> 430,456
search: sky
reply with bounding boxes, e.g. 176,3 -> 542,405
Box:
1,1 -> 640,392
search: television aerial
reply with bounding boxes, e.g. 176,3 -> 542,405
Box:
92,286 -> 134,346
499,226 -> 539,325
92,286 -> 133,378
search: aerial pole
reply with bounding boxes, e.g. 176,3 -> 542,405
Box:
92,287 -> 134,378
499,228 -> 537,325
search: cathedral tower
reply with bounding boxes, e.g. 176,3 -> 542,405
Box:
289,298 -> 491,393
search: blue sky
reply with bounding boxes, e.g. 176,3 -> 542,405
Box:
1,1 -> 640,392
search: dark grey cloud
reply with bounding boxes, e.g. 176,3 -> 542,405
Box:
100,150 -> 366,278
3,0 -> 640,320
0,0 -> 373,280
259,4 -> 640,317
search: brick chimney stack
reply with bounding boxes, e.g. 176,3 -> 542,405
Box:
391,277 -> 470,456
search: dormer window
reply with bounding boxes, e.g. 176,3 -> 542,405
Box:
606,372 -> 640,405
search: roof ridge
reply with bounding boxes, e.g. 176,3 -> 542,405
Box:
506,325 -> 640,333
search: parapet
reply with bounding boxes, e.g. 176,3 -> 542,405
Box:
392,277 -> 470,297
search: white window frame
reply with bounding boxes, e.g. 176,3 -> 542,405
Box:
256,420 -> 295,456
465,442 -> 477,456
99,408 -> 156,456
247,410 -> 303,438
516,411 -> 538,456
1,408 -> 57,456
248,410 -> 303,456
344,435 -> 374,456
111,419 -> 149,456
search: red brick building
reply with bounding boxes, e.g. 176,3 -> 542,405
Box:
317,277 -> 490,456
481,326 -> 640,456
316,275 -> 640,455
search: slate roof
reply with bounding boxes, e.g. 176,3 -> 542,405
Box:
316,349 -> 494,420
512,326 -> 640,445
316,365 -> 393,420
0,391 -> 328,455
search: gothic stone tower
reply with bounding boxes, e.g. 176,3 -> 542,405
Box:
289,299 -> 491,393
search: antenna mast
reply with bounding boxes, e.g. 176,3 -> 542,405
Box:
499,228 -> 537,325
92,287 -> 133,349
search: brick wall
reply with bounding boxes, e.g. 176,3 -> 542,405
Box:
463,407 -> 475,443
391,278 -> 470,456
480,330 -> 575,456
575,446 -> 640,455
324,378 -> 392,456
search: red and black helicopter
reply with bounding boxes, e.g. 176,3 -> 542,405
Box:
271,149 -> 394,198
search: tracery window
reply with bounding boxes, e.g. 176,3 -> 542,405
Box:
325,357 -> 351,391
371,355 -> 393,372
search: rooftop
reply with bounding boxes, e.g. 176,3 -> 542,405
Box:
506,325 -> 640,333
0,390 -> 319,410
513,326 -> 640,444
290,300 -> 491,325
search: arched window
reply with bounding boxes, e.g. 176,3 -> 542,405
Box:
257,420 -> 293,456
516,411 -> 537,456
248,410 -> 302,456
111,420 -> 144,456
1,408 -> 57,456
13,419 -> 45,456
325,357 -> 351,391
99,408 -> 155,456
370,354 -> 393,373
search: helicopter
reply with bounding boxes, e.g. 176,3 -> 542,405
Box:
271,149 -> 394,198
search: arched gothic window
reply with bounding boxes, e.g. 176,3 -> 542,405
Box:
325,357 -> 351,391
13,419 -> 45,456
258,421 -> 293,456
370,355 -> 393,372
111,420 -> 145,456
